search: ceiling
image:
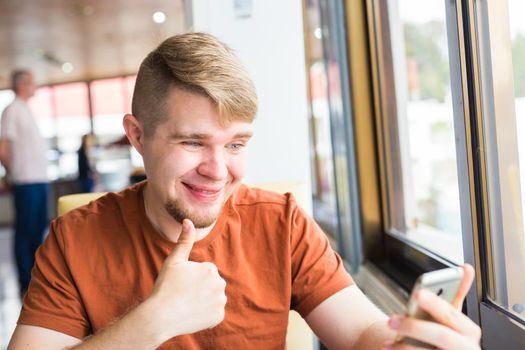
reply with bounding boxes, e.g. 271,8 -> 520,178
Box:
0,0 -> 187,89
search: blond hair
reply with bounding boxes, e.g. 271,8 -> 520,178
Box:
132,32 -> 258,136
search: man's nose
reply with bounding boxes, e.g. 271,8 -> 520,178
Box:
197,148 -> 228,180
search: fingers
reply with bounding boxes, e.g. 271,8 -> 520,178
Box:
452,264 -> 475,309
387,315 -> 481,350
416,289 -> 481,339
166,219 -> 196,263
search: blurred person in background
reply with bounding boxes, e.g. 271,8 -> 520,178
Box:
77,134 -> 95,192
0,69 -> 49,297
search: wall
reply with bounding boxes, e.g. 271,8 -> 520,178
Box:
188,0 -> 313,212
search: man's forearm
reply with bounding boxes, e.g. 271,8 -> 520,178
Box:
353,319 -> 395,350
70,299 -> 168,350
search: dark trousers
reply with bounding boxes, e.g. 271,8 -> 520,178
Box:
79,176 -> 94,193
12,183 -> 49,292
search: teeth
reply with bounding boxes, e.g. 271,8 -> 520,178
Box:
188,184 -> 216,194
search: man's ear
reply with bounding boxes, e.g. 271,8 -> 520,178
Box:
123,114 -> 145,155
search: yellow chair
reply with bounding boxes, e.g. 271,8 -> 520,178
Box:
57,192 -> 106,216
58,181 -> 314,350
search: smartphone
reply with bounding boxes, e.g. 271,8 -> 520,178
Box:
398,267 -> 464,347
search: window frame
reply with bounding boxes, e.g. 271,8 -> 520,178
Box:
362,0 -> 466,287
353,0 -> 525,347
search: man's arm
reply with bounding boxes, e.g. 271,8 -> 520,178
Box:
0,138 -> 11,171
305,264 -> 481,350
305,285 -> 393,350
8,219 -> 227,350
8,298 -> 168,350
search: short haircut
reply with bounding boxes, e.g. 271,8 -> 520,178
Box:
131,32 -> 258,137
11,70 -> 31,93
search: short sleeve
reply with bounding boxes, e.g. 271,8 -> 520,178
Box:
288,198 -> 353,317
1,106 -> 17,140
18,220 -> 90,339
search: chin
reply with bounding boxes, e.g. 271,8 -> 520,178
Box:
165,201 -> 222,229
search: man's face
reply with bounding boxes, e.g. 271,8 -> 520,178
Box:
140,87 -> 253,228
17,72 -> 36,98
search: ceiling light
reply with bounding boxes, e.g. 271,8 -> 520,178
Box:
152,11 -> 166,24
62,62 -> 74,73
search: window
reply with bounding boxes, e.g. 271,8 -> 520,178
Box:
479,0 -> 525,323
53,82 -> 91,178
472,0 -> 525,343
91,77 -> 129,139
362,0 -> 525,346
381,0 -> 463,265
303,0 -> 362,270
303,0 -> 339,238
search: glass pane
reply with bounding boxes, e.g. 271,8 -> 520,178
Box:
90,77 -> 132,191
91,78 -> 126,137
124,75 -> 136,114
476,0 -> 525,322
53,82 -> 91,178
304,0 -> 338,238
388,0 -> 463,263
507,0 -> 525,322
28,87 -> 55,138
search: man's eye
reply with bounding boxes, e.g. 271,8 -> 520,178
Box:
228,143 -> 245,151
182,141 -> 202,148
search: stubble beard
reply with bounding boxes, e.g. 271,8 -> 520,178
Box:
164,197 -> 223,229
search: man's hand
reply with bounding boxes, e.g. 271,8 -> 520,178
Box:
147,218 -> 227,339
382,264 -> 481,349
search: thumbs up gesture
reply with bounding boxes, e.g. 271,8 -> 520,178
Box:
148,219 -> 227,338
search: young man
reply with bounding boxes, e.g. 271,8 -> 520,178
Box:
8,33 -> 481,349
0,70 -> 49,297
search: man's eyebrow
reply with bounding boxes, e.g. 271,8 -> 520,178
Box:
170,131 -> 253,140
170,132 -> 211,140
233,132 -> 253,139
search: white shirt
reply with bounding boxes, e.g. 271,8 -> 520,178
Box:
0,98 -> 49,184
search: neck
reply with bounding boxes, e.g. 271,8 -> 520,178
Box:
143,184 -> 214,243
16,94 -> 29,102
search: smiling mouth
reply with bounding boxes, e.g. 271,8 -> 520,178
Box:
183,183 -> 221,193
182,182 -> 224,201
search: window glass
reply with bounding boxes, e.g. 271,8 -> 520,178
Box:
388,0 -> 463,263
91,77 -> 133,191
91,78 -> 126,138
304,0 -> 338,237
28,86 -> 55,138
476,0 -> 525,322
53,82 -> 91,178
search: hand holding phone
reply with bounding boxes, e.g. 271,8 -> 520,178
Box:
385,264 -> 481,349
398,267 -> 464,348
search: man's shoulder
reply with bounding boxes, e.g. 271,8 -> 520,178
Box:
54,182 -> 145,235
233,183 -> 293,208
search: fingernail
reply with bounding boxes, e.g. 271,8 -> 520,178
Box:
389,315 -> 402,330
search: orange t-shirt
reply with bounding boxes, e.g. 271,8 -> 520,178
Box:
19,182 -> 353,349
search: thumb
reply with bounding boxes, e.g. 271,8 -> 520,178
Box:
167,219 -> 196,263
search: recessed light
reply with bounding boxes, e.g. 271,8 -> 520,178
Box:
152,11 -> 166,24
62,62 -> 74,73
